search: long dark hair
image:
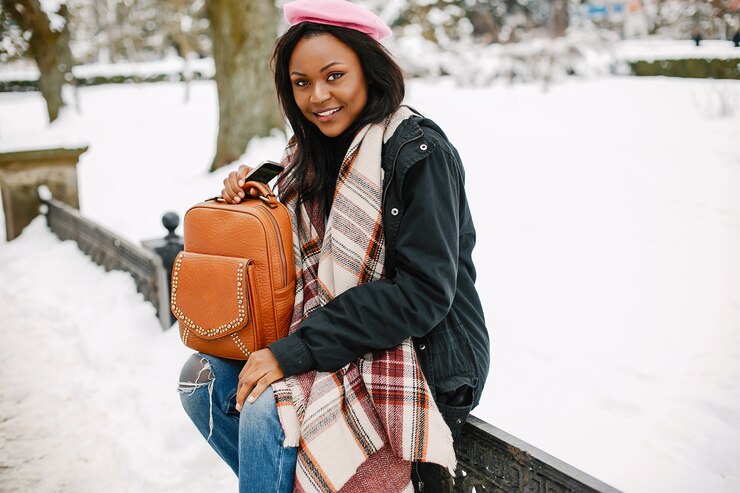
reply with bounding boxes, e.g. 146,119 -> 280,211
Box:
272,22 -> 405,211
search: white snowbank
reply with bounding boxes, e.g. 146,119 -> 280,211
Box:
0,104 -> 87,153
0,218 -> 237,492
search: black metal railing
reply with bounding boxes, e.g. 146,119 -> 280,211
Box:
44,198 -> 172,329
454,416 -> 621,492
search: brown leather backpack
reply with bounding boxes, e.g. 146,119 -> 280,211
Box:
171,181 -> 295,360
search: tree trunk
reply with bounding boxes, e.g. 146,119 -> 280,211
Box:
207,0 -> 283,171
548,0 -> 569,38
3,0 -> 74,123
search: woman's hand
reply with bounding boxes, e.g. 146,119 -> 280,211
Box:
221,164 -> 259,204
235,348 -> 285,411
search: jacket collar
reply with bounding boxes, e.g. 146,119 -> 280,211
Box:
381,116 -> 424,173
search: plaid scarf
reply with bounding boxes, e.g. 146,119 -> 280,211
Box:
272,107 -> 456,493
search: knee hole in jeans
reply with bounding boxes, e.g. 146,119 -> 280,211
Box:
178,353 -> 217,441
178,353 -> 214,395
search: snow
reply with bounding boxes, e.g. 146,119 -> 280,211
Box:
0,104 -> 87,153
0,57 -> 215,83
0,218 -> 236,492
39,0 -> 66,32
0,60 -> 37,82
1,73 -> 739,492
440,76 -> 740,493
615,39 -> 740,61
390,34 -> 740,84
72,57 -> 215,80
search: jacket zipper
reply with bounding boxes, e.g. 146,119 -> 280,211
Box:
382,134 -> 422,210
257,203 -> 288,288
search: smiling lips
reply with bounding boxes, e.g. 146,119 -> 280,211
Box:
314,107 -> 342,122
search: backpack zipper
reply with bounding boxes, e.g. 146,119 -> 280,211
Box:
257,203 -> 288,288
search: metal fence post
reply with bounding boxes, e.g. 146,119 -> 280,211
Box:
141,212 -> 184,327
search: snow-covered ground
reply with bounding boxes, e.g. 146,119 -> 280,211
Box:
1,74 -> 739,493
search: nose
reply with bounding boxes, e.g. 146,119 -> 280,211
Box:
309,81 -> 330,105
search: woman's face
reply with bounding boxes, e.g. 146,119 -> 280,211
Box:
289,34 -> 368,138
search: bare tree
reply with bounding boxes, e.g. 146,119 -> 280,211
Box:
206,0 -> 283,171
548,0 -> 569,38
2,0 -> 74,122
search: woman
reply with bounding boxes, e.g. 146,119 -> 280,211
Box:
178,1 -> 489,492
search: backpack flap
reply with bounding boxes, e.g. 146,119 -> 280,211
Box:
171,251 -> 251,340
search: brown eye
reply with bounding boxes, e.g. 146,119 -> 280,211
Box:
327,72 -> 345,81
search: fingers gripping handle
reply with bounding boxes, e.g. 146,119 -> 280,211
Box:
206,181 -> 278,208
243,180 -> 271,197
243,181 -> 278,208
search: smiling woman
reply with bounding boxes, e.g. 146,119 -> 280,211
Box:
270,18 -> 406,212
178,1 -> 490,492
288,35 -> 368,137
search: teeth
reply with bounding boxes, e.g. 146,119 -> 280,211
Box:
317,108 -> 340,117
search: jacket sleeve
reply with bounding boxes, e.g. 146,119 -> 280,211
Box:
269,144 -> 462,376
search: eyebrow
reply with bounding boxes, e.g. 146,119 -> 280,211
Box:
290,61 -> 345,77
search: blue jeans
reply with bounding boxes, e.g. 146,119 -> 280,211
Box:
178,353 -> 297,493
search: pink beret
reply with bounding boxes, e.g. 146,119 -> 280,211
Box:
283,0 -> 392,42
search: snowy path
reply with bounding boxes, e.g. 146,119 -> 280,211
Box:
1,75 -> 739,492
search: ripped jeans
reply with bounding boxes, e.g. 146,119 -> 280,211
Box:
177,353 -> 298,493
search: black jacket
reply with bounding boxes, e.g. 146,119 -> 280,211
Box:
269,114 -> 490,411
